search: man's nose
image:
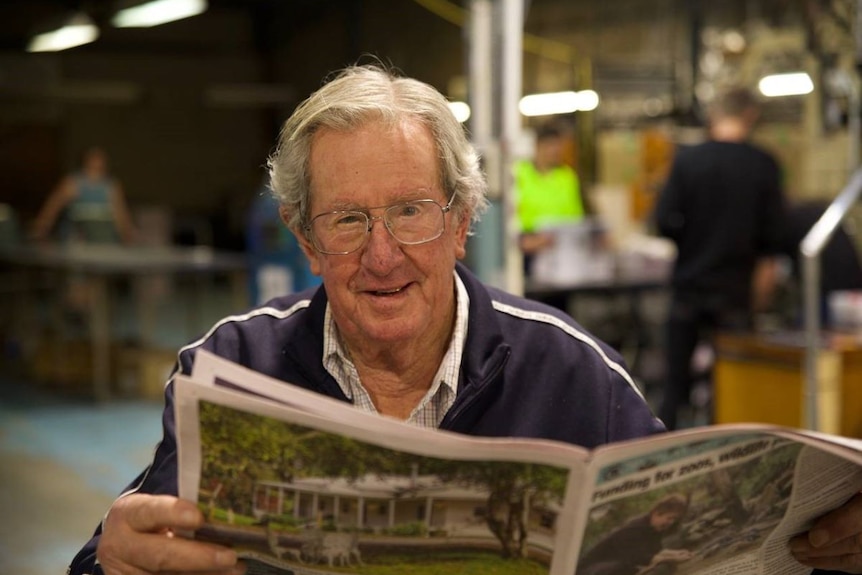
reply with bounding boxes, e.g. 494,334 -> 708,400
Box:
365,214 -> 399,245
361,214 -> 403,267
365,214 -> 388,233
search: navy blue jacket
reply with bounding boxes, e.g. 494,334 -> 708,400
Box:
69,263 -> 664,574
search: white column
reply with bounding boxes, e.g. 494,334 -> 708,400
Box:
424,497 -> 434,535
500,0 -> 525,296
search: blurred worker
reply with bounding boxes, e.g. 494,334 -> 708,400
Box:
246,179 -> 321,304
514,122 -> 586,270
653,87 -> 786,430
31,146 -> 137,244
30,146 -> 138,323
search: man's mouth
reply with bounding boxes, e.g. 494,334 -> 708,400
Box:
370,286 -> 406,296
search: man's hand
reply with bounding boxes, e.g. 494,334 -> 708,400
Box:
790,492 -> 862,573
97,493 -> 244,575
519,232 -> 555,255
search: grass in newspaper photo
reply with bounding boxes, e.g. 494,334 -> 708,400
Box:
193,400 -> 571,575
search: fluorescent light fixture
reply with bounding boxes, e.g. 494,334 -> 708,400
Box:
448,101 -> 471,123
27,13 -> 99,52
518,90 -> 600,117
576,90 -> 600,112
112,0 -> 207,28
758,72 -> 814,97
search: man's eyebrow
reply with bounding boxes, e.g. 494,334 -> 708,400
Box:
324,188 -> 437,211
325,200 -> 362,211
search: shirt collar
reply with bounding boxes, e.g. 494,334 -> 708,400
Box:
322,270 -> 469,427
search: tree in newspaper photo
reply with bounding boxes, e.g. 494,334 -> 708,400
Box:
577,435 -> 802,575
193,400 -> 571,575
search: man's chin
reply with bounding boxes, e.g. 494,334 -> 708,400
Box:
348,314 -> 425,345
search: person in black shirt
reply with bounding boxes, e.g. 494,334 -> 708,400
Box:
653,87 -> 786,430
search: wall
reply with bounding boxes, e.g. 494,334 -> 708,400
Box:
1,0 -> 858,250
0,0 -> 466,249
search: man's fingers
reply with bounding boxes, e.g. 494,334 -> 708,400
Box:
808,492 -> 862,547
790,493 -> 862,575
124,533 -> 238,572
112,493 -> 204,533
790,552 -> 862,574
792,532 -> 862,558
97,494 -> 241,575
98,530 -> 239,574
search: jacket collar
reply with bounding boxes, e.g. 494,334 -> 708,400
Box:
278,262 -> 511,425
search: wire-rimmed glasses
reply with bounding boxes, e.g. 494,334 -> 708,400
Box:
304,196 -> 453,255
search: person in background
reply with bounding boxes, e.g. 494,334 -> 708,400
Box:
67,65 -> 862,575
30,146 -> 137,244
246,177 -> 321,304
29,146 -> 138,320
514,122 -> 586,266
653,87 -> 786,431
577,493 -> 693,575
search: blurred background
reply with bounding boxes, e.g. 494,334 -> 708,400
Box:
1,0 -> 858,243
1,1 -> 861,574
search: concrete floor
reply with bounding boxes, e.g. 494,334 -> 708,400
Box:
0,378 -> 163,575
0,271 -> 254,575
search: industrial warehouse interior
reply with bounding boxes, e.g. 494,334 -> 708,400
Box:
1,1 -> 862,574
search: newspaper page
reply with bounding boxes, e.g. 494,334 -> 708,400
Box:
174,375 -> 592,575
572,426 -> 862,575
181,351 -> 862,575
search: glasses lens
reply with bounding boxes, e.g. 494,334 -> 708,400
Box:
308,199 -> 448,254
310,211 -> 368,254
385,200 -> 445,245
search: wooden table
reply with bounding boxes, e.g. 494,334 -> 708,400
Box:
714,330 -> 862,438
0,243 -> 248,400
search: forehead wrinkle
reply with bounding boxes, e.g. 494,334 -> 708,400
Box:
319,188 -> 440,212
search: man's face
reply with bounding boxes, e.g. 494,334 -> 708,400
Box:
296,119 -> 469,348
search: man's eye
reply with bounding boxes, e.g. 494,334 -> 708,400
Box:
333,213 -> 365,226
394,204 -> 422,218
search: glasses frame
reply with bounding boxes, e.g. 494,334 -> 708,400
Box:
304,196 -> 454,255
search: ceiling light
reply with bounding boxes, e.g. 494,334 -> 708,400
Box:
518,90 -> 600,117
448,101 -> 471,123
27,13 -> 99,52
112,0 -> 208,28
576,90 -> 600,112
758,72 -> 814,97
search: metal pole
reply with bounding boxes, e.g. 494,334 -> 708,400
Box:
469,0 -> 493,150
800,167 -> 862,430
466,0 -> 504,286
800,253 -> 820,431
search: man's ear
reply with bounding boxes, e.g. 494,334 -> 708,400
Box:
454,210 -> 471,260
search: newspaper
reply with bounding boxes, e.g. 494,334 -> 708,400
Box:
174,350 -> 862,575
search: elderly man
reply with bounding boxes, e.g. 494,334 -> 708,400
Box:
70,66 -> 862,575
